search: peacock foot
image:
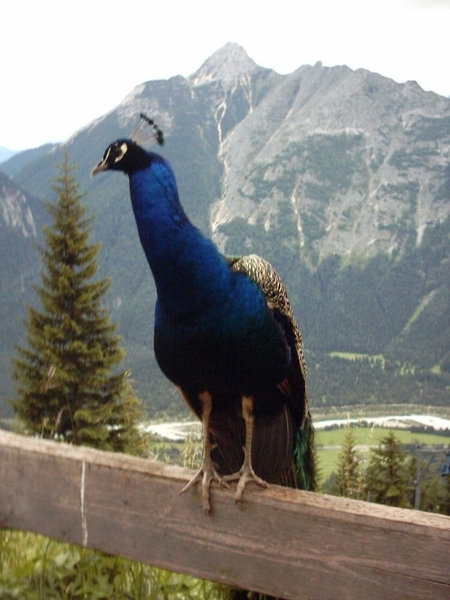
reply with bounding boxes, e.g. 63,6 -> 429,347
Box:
181,462 -> 229,514
224,463 -> 269,503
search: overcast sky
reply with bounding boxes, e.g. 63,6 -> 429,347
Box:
2,0 -> 449,150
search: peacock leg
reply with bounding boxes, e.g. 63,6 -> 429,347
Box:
180,390 -> 228,513
224,395 -> 269,502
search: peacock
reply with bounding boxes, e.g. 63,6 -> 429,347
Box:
91,115 -> 315,515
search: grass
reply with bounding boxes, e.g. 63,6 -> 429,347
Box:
0,530 -> 229,600
311,403 -> 450,422
316,427 -> 450,448
402,290 -> 436,332
329,351 -> 385,365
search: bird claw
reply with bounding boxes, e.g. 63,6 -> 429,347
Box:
224,467 -> 269,503
181,464 -> 229,514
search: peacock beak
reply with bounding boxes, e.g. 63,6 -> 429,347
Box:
90,160 -> 108,177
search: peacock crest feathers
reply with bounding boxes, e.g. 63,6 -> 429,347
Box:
91,115 -> 165,178
131,113 -> 165,147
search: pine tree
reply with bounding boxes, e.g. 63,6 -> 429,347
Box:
330,428 -> 365,499
365,431 -> 413,507
12,151 -> 148,455
412,452 -> 450,514
419,470 -> 448,514
442,473 -> 450,516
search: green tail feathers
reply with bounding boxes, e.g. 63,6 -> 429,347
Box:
293,421 -> 316,491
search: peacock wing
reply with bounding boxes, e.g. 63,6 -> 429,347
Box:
227,254 -> 315,490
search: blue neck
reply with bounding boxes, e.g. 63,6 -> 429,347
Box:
128,156 -> 231,317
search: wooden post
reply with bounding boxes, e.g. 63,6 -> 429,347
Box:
1,429 -> 449,599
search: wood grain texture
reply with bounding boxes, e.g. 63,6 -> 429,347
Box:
1,429 -> 449,599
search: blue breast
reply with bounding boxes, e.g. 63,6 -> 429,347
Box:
129,156 -> 290,396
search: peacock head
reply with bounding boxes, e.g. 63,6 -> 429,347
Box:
91,139 -> 141,176
91,114 -> 164,177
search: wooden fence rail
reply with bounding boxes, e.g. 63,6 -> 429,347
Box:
1,429 -> 449,599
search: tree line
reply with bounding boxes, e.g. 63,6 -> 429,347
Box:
323,429 -> 450,515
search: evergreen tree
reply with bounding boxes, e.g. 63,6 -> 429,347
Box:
365,431 -> 413,507
412,452 -> 450,515
442,473 -> 450,516
330,428 -> 365,499
419,471 -> 448,514
12,152 -> 148,455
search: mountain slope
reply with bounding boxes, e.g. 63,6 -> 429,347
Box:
0,147 -> 18,164
0,172 -> 44,412
211,61 -> 449,262
1,43 -> 449,417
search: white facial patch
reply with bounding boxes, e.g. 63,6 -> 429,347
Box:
115,143 -> 128,162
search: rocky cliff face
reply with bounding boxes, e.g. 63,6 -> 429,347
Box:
0,172 -> 42,412
192,48 -> 450,265
0,172 -> 37,238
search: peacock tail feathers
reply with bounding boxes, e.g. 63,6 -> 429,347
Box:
293,417 -> 316,491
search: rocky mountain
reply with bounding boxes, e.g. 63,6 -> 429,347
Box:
1,43 -> 449,417
0,172 -> 37,239
2,143 -> 56,177
0,172 -> 44,406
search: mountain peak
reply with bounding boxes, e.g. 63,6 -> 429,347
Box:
189,43 -> 259,87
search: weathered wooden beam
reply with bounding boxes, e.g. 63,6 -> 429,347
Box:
0,429 -> 449,599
